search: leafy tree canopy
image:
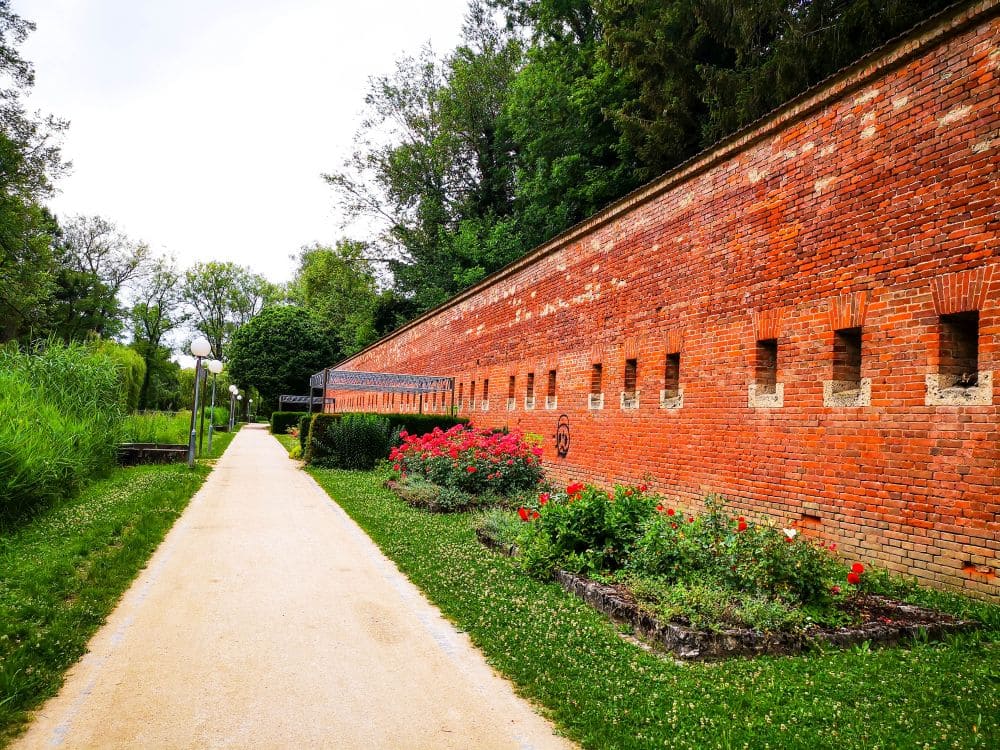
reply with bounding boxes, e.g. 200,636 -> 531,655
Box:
226,306 -> 338,413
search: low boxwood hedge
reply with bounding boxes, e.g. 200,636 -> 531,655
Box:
270,411 -> 308,435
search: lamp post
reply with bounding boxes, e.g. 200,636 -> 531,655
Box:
236,394 -> 243,425
248,398 -> 253,422
187,337 -> 212,467
206,359 -> 223,454
228,384 -> 238,431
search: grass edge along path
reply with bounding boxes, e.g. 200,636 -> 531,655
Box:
0,429 -> 237,746
306,466 -> 1000,750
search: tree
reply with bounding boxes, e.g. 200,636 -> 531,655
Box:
47,215 -> 150,340
182,261 -> 276,360
226,306 -> 338,414
325,3 -> 525,313
0,1 -> 67,343
130,255 -> 187,408
287,241 -> 381,358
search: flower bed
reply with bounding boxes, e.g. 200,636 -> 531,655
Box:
475,483 -> 978,659
389,425 -> 544,509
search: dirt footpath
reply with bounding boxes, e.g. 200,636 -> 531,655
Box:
15,425 -> 573,749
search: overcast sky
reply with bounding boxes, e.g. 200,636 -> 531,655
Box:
19,0 -> 469,284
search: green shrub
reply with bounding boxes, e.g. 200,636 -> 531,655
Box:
270,411 -> 308,434
308,413 -> 391,470
298,414 -> 311,452
288,444 -> 302,459
305,413 -> 340,461
0,341 -> 126,517
517,483 -> 657,577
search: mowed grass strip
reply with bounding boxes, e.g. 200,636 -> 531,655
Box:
0,429 -> 236,746
307,466 -> 1000,750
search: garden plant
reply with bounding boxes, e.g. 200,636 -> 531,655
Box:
389,424 -> 544,510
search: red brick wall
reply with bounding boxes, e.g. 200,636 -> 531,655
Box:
328,4 -> 1000,598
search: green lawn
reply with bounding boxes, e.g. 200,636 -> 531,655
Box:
307,465 -> 1000,750
0,429 -> 236,746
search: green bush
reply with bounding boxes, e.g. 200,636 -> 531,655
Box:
517,482 -> 656,578
298,414 -> 311,452
308,413 -> 391,470
270,411 -> 308,434
0,341 -> 126,517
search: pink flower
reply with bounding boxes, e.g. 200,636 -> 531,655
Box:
539,493 -> 550,506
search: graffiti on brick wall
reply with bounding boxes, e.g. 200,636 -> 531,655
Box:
555,415 -> 571,458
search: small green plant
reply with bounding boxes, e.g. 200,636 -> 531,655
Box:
288,444 -> 303,459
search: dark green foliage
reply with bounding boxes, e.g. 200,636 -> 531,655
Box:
597,0 -> 957,179
227,306 -> 337,414
384,413 -> 469,439
270,411 -> 308,435
307,467 -> 1000,750
308,413 -> 391,470
298,414 -> 311,452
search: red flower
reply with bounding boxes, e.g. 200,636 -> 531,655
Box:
625,489 -> 633,496
667,508 -> 676,516
566,482 -> 585,497
531,510 -> 540,520
671,523 -> 678,529
737,520 -> 748,532
851,562 -> 865,575
539,492 -> 550,506
847,572 -> 861,585
466,465 -> 477,473
393,463 -> 401,472
738,516 -> 745,523
688,517 -> 694,523
517,507 -> 529,522
637,483 -> 648,492
830,585 -> 841,595
828,543 -> 837,552
656,504 -> 665,513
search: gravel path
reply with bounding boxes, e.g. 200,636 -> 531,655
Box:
15,425 -> 573,749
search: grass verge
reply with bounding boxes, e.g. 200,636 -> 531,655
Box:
307,466 -> 999,750
0,434 -> 235,746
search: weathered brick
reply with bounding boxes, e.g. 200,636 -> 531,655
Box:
326,6 -> 1000,599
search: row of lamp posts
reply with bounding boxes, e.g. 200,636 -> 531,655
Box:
187,336 -> 250,468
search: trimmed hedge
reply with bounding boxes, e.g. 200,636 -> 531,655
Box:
299,414 -> 311,452
270,411 -> 308,435
380,413 -> 469,438
307,413 -> 391,470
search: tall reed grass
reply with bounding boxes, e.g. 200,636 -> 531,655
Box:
121,408 -> 228,445
0,342 -> 127,517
